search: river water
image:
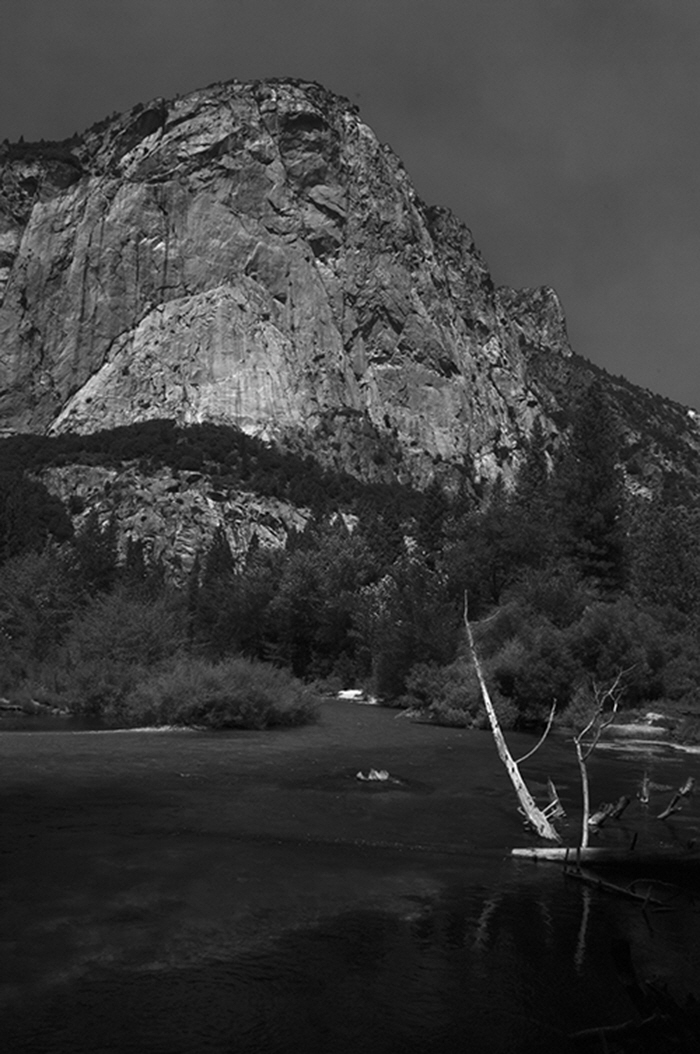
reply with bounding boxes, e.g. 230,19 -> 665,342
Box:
2,701 -> 699,1052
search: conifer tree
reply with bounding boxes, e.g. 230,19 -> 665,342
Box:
554,381 -> 626,592
194,526 -> 237,656
205,526 -> 235,578
628,496 -> 700,615
416,478 -> 450,559
515,418 -> 550,505
185,551 -> 201,645
0,472 -> 73,564
511,418 -> 558,570
356,498 -> 404,572
74,512 -> 118,595
121,537 -> 148,591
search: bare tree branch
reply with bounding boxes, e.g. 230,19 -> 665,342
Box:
573,669 -> 632,848
515,699 -> 557,764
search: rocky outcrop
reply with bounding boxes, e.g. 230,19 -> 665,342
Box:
41,463 -> 310,575
0,79 -> 573,487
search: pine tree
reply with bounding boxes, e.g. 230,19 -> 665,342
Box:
121,537 -> 148,591
554,381 -> 626,592
201,525 -> 235,584
416,478 -> 450,559
194,526 -> 238,657
511,418 -> 559,570
355,498 -> 405,572
74,512 -> 118,595
185,551 -> 201,646
0,472 -> 73,564
515,418 -> 550,505
628,496 -> 700,615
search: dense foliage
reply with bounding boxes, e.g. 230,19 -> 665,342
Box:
3,383 -> 700,731
0,419 -> 422,520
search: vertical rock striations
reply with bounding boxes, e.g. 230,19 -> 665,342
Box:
0,78 -> 573,487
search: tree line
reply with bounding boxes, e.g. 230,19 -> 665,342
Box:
2,381 -> 700,731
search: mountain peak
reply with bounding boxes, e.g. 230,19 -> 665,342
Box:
3,76 -> 693,500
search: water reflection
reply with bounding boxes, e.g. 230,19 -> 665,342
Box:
3,705 -> 700,1052
5,842 -> 699,1053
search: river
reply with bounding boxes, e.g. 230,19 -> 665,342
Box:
2,700 -> 699,1052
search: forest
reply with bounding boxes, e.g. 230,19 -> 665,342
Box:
1,381 -> 700,734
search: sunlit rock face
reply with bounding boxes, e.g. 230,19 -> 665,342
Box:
40,463 -> 309,576
0,79 -> 572,486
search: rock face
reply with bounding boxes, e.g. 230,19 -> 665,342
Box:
41,463 -> 310,573
0,78 -> 573,487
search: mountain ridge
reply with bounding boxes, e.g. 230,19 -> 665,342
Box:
1,77 -> 575,486
1,76 -> 700,574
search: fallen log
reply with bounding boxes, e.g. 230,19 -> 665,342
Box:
657,777 -> 695,820
511,845 -> 700,866
589,794 -> 631,829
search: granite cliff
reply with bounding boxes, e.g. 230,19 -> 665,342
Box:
0,78 -> 574,488
2,78 -> 699,569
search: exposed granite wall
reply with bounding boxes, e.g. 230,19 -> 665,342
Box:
0,79 -> 572,488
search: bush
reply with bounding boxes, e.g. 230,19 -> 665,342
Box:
64,588 -> 185,669
48,588 -> 186,717
55,658 -> 145,717
0,545 -> 82,687
119,656 -> 319,729
403,658 -> 517,729
662,650 -> 700,707
567,598 -> 666,704
505,564 -> 592,628
469,602 -> 525,659
555,683 -> 599,732
496,622 -> 579,720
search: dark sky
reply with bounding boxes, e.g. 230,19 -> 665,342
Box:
2,0 -> 699,407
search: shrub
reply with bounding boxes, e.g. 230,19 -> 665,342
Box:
64,588 -> 185,669
47,589 -> 186,717
55,658 -> 146,717
567,598 -> 666,704
0,545 -> 82,686
498,622 -> 580,720
469,602 -> 525,658
555,683 -> 599,732
120,656 -> 319,729
505,564 -> 592,629
403,658 -> 517,729
662,650 -> 700,707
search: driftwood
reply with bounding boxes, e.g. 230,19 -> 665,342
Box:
588,794 -> 631,830
465,595 -> 561,843
511,844 -> 700,865
657,777 -> 695,820
545,778 -> 566,819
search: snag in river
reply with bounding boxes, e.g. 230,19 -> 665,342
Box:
464,595 -> 561,843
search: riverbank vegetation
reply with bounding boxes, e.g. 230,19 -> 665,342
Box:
2,381 -> 700,733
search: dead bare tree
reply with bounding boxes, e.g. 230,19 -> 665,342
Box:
464,594 -> 561,843
572,671 -> 629,849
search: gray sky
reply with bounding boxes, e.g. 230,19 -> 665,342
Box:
2,0 -> 699,407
